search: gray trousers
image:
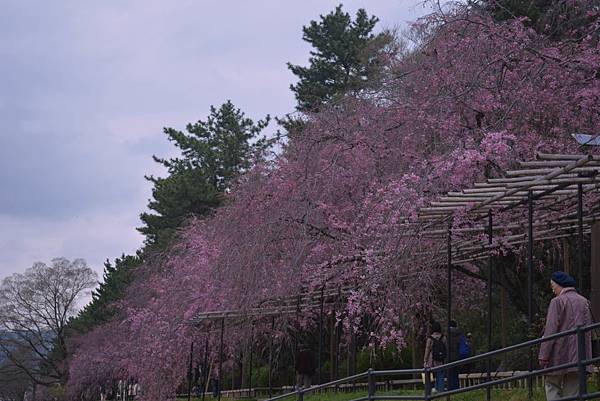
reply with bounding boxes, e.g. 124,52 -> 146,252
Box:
544,373 -> 579,401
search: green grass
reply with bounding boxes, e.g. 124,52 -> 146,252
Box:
299,388 -> 547,401
181,381 -> 600,401
298,382 -> 599,401
183,388 -> 547,401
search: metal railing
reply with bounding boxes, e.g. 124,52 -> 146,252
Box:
265,322 -> 600,401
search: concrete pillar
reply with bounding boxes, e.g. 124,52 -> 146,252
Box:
590,222 -> 600,319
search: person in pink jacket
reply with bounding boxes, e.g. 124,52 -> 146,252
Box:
538,271 -> 593,401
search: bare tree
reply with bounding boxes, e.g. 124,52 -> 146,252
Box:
0,258 -> 97,386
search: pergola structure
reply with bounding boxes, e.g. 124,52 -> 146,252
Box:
188,287 -> 354,401
417,153 -> 600,400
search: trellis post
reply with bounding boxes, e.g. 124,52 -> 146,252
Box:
527,191 -> 534,401
268,316 -> 275,398
486,210 -> 493,401
446,220 -> 452,392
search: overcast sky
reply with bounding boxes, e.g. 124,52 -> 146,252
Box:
0,0 -> 430,281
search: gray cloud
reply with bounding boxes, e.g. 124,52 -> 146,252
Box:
0,0 -> 430,279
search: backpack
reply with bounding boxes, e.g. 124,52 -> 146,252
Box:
430,336 -> 446,363
459,334 -> 471,359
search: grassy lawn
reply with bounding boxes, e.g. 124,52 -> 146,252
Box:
300,388 -> 548,401
184,388 -> 547,401
182,380 -> 600,401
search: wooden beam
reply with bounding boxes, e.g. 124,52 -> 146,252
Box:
536,153 -> 600,161
505,166 -> 600,176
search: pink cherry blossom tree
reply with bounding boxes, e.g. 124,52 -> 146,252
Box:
68,3 -> 600,400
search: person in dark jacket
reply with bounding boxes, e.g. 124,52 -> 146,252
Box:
295,346 -> 315,389
447,320 -> 464,390
423,321 -> 446,392
210,368 -> 220,398
461,332 -> 474,374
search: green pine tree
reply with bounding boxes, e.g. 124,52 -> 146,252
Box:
287,5 -> 394,112
70,254 -> 141,332
138,100 -> 273,250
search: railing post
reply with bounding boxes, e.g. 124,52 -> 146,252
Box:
297,389 -> 304,401
577,325 -> 588,399
368,368 -> 375,401
424,367 -> 432,401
